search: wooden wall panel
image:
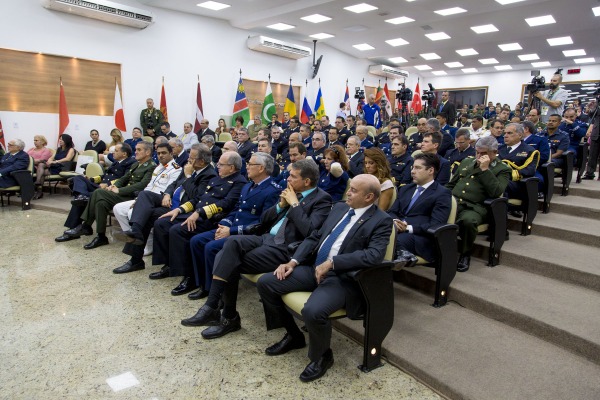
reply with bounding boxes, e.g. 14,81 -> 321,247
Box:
244,79 -> 301,122
0,48 -> 121,116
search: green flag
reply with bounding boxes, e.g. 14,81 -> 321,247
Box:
261,82 -> 276,125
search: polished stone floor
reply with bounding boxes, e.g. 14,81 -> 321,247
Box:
0,206 -> 441,399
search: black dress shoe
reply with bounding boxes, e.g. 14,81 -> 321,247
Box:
188,288 -> 209,300
113,260 -> 145,274
83,236 -> 109,250
113,229 -> 144,246
171,277 -> 197,296
509,210 -> 523,219
201,312 -> 241,339
64,224 -> 93,238
55,234 -> 79,242
149,265 -> 170,280
582,174 -> 595,180
181,304 -> 220,327
71,195 -> 90,207
457,255 -> 471,272
299,349 -> 334,382
265,333 -> 306,356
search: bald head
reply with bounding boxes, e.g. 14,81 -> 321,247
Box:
223,140 -> 238,153
346,174 -> 381,209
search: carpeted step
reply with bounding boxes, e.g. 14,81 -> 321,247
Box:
507,212 -> 600,246
546,194 -> 600,220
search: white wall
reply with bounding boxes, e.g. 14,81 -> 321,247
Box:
0,0 -> 420,149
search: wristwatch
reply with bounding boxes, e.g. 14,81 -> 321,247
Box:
291,202 -> 300,208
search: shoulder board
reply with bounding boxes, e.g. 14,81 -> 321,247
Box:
172,162 -> 180,169
228,181 -> 233,184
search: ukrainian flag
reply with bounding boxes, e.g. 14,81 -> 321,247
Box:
284,84 -> 297,118
314,86 -> 326,119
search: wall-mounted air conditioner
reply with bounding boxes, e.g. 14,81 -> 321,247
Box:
41,0 -> 155,29
369,65 -> 410,79
247,36 -> 312,60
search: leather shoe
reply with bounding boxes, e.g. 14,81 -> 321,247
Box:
64,224 -> 93,238
201,312 -> 241,339
299,349 -> 334,382
71,195 -> 90,207
149,265 -> 170,280
171,277 -> 197,296
265,333 -> 306,356
457,255 -> 471,272
509,210 -> 523,219
55,234 -> 79,242
83,236 -> 109,250
188,288 -> 209,300
113,229 -> 144,246
181,304 -> 220,327
113,260 -> 145,274
582,174 -> 595,180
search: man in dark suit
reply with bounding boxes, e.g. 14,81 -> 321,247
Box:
236,127 -> 254,162
180,159 -> 332,339
420,131 -> 451,186
200,135 -> 222,164
498,123 -> 539,199
346,136 -> 364,178
0,139 -> 29,188
168,138 -> 189,166
445,128 -> 476,175
388,136 -> 413,186
437,91 -> 456,126
256,174 -> 392,382
388,153 -> 452,262
196,119 -> 215,140
427,118 -> 454,156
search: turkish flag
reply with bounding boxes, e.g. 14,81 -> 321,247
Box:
412,81 -> 422,114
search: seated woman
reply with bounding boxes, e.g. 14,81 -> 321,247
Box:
318,145 -> 349,202
36,134 -> 76,198
100,128 -> 125,166
364,147 -> 395,211
214,118 -> 227,136
27,135 -> 53,195
84,129 -> 107,154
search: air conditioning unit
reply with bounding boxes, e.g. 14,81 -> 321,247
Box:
41,0 -> 155,29
247,36 -> 312,60
369,65 -> 410,79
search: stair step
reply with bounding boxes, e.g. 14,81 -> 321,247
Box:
554,179 -> 600,199
548,194 -> 600,220
507,212 -> 600,246
336,284 -> 600,400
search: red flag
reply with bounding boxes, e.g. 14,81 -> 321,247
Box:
114,81 -> 126,132
382,83 -> 393,117
59,80 -> 70,139
0,118 -> 6,152
412,81 -> 422,114
194,78 -> 204,133
160,79 -> 168,122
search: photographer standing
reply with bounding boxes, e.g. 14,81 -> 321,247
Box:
534,74 -> 568,123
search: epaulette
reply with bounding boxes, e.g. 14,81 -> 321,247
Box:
172,162 -> 180,169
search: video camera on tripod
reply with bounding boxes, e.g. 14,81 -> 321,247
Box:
354,87 -> 365,101
396,83 -> 412,103
526,73 -> 546,94
421,83 -> 436,102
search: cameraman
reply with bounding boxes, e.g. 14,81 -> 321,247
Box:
362,94 -> 382,129
583,100 -> 599,180
533,74 -> 568,123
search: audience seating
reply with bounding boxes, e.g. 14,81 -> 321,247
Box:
45,151 -> 78,194
366,126 -> 377,141
0,156 -> 35,210
84,162 -> 104,178
217,132 -> 233,142
477,197 -> 509,266
538,162 -> 555,214
507,177 -> 540,236
555,152 -> 574,196
575,142 -> 589,184
60,150 -> 98,178
404,126 -> 418,138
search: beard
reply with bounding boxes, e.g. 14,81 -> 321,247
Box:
549,83 -> 557,90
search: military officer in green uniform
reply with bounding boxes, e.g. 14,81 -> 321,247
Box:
526,108 -> 546,133
63,141 -> 157,249
140,98 -> 165,138
446,136 -> 511,272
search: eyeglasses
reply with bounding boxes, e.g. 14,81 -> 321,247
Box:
216,163 -> 232,168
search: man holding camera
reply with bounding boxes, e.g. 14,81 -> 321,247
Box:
534,74 -> 568,123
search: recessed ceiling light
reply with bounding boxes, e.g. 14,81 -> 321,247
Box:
532,61 -> 551,67
563,49 -> 586,57
310,33 -> 334,39
495,0 -> 526,4
470,24 -> 498,34
498,43 -> 522,51
593,6 -> 600,16
267,23 -> 295,30
414,65 -> 432,71
426,32 -> 451,41
547,36 -> 573,46
432,71 -> 448,76
495,65 -> 513,71
435,7 -> 467,16
462,68 -> 478,73
301,14 -> 332,23
197,1 -> 230,10
574,58 -> 595,64
353,43 -> 374,51
479,58 -> 499,64
420,53 -> 441,60
388,57 -> 408,63
518,53 -> 539,61
456,48 -> 478,56
445,62 -> 464,68
386,37 -> 409,46
525,15 -> 556,26
344,3 -> 378,13
385,16 -> 415,24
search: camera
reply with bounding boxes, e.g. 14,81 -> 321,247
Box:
526,75 -> 546,94
421,83 -> 436,102
396,83 -> 412,102
354,87 -> 365,100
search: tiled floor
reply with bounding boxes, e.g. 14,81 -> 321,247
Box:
0,206 -> 441,399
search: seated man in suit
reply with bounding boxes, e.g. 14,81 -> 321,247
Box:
388,153 -> 452,262
345,135 -> 364,178
180,159 -> 332,339
420,132 -> 451,186
447,136 -> 511,272
498,123 -> 540,200
168,138 -> 189,167
388,135 -> 413,186
236,127 -> 254,162
0,139 -> 30,189
256,174 -> 392,382
427,118 -> 453,156
445,128 -> 476,175
356,126 -> 374,150
200,135 -> 222,164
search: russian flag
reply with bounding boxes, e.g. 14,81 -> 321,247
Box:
300,96 -> 312,124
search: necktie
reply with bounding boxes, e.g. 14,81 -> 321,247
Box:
273,194 -> 303,245
406,186 -> 424,213
439,103 -> 444,112
191,171 -> 197,179
314,209 -> 356,266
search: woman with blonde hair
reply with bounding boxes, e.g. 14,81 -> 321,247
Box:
364,147 -> 395,211
27,135 -> 53,192
318,145 -> 350,202
99,128 -> 124,166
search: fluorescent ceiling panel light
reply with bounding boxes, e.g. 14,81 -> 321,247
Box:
470,24 -> 498,34
547,36 -> 573,46
525,15 -> 556,26
426,32 -> 451,41
414,65 -> 432,71
495,65 -> 513,70
385,16 -> 415,24
563,49 -> 586,57
386,37 -> 409,46
344,3 -> 378,13
267,23 -> 295,30
310,33 -> 334,39
498,43 -> 522,51
435,7 -> 467,16
593,6 -> 600,16
462,68 -> 478,73
574,58 -> 595,64
532,61 -> 551,67
432,71 -> 447,76
445,61 -> 464,68
301,14 -> 331,23
479,58 -> 499,64
518,53 -> 539,61
495,0 -> 526,4
420,53 -> 441,60
197,1 -> 230,10
353,43 -> 374,51
456,48 -> 478,56
389,57 -> 408,63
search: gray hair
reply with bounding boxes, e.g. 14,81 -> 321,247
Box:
193,143 -> 212,164
12,139 -> 26,150
521,120 -> 535,134
505,123 -> 524,135
312,131 -> 326,141
169,138 -> 184,148
251,152 -> 274,174
137,140 -> 153,152
475,136 -> 499,151
347,135 -> 361,146
356,125 -> 368,135
155,136 -> 168,144
427,118 -> 440,131
237,127 -> 249,135
201,135 -> 215,145
225,151 -> 242,171
455,128 -> 471,140
291,158 -> 319,187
